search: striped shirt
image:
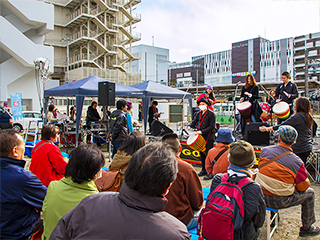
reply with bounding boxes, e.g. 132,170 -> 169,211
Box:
255,143 -> 310,196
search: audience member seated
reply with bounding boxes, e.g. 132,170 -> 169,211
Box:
30,125 -> 67,186
47,104 -> 59,123
205,127 -> 235,180
50,142 -> 190,239
162,133 -> 203,229
42,144 -> 105,239
256,125 -> 320,237
110,132 -> 145,186
210,140 -> 266,240
0,129 -> 47,239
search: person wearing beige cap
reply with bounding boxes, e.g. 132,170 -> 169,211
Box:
256,125 -> 319,237
209,140 -> 266,240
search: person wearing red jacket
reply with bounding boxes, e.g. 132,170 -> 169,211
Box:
30,125 -> 67,186
197,84 -> 216,111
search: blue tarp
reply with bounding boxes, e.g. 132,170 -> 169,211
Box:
130,81 -> 193,133
44,75 -> 143,97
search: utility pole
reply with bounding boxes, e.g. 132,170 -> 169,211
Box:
61,38 -> 71,112
305,49 -> 309,97
196,69 -> 199,96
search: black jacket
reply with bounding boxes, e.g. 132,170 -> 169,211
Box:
275,81 -> 298,105
241,85 -> 259,104
210,174 -> 266,240
109,110 -> 128,142
189,109 -> 215,144
86,106 -> 101,124
241,85 -> 262,121
148,106 -> 158,123
273,112 -> 313,154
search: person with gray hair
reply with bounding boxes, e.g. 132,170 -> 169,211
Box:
50,142 -> 190,240
256,125 -> 319,237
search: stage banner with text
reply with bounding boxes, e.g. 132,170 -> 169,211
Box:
10,92 -> 23,121
180,141 -> 261,167
180,141 -> 201,165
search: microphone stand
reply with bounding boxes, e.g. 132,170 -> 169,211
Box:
233,81 -> 241,132
180,81 -> 192,104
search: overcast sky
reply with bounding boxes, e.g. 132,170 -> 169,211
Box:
134,0 -> 320,63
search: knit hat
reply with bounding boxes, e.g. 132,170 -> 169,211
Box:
216,128 -> 235,144
279,125 -> 297,145
126,100 -> 132,106
197,98 -> 209,106
229,140 -> 255,167
206,84 -> 213,90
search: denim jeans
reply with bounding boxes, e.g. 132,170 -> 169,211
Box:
112,141 -> 123,158
186,208 -> 203,230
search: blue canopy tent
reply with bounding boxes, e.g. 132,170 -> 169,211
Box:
130,81 -> 193,133
44,76 -> 143,145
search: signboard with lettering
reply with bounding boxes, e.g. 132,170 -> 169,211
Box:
10,92 -> 23,120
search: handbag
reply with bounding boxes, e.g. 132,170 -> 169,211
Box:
95,164 -> 128,192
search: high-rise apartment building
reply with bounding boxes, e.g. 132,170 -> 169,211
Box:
294,32 -> 320,81
0,0 -> 54,110
44,0 -> 141,85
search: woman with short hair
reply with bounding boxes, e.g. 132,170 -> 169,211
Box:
30,125 -> 67,186
47,104 -> 59,123
42,144 -> 105,239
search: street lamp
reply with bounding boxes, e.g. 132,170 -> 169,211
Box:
34,57 -> 51,121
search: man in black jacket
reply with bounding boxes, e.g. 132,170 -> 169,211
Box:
86,101 -> 101,145
275,71 -> 298,123
109,100 -> 128,157
186,98 -> 215,178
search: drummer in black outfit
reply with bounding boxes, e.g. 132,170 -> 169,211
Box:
240,74 -> 259,135
186,98 -> 216,178
275,71 -> 298,123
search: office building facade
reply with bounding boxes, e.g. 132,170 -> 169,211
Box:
260,38 -> 294,83
130,44 -> 169,82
